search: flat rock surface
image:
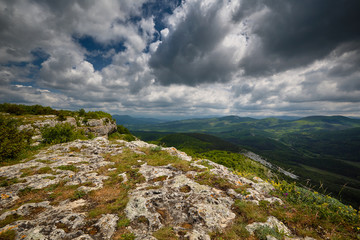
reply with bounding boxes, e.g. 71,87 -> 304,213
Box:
126,165 -> 235,239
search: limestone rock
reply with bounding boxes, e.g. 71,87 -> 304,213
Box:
94,214 -> 119,240
246,216 -> 292,236
82,118 -> 117,136
0,199 -> 91,240
125,164 -> 235,239
163,147 -> 192,161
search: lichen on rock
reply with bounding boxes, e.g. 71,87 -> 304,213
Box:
125,164 -> 236,239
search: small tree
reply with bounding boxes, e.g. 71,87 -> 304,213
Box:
78,108 -> 86,117
57,112 -> 67,121
0,116 -> 33,162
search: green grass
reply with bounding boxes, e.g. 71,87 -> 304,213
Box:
265,180 -> 360,239
194,170 -> 236,191
254,225 -> 284,240
71,190 -> 87,200
109,132 -> 135,142
233,200 -> 268,223
152,226 -> 178,240
0,228 -> 16,240
117,217 -> 130,228
195,150 -> 271,180
0,214 -> 23,228
118,233 -> 136,240
0,177 -> 22,187
20,166 -> 56,177
57,165 -> 78,172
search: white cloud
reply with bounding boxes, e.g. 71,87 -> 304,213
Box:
160,28 -> 169,38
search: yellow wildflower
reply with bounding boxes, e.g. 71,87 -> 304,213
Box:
1,193 -> 10,199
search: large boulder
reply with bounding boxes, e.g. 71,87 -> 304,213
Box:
82,118 -> 117,137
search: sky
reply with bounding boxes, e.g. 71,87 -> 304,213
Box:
1,0 -> 360,118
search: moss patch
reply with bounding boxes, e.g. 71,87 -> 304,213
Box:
152,226 -> 178,240
57,165 -> 78,172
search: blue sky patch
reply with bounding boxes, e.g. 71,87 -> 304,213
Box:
142,0 -> 182,32
75,35 -> 126,71
31,48 -> 50,68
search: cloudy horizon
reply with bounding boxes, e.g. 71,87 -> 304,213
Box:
1,0 -> 360,118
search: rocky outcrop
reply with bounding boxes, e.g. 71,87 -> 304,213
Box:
0,138 -> 316,240
18,116 -> 116,146
82,118 -> 117,137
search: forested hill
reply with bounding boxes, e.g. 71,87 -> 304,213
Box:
126,115 -> 360,134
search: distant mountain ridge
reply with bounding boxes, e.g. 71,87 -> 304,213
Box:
112,114 -> 165,126
128,115 -> 360,133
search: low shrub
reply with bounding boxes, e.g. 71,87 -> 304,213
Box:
117,125 -> 131,134
254,225 -> 284,240
109,132 -> 135,142
84,111 -> 112,120
71,190 -> 87,200
41,123 -> 85,144
57,112 -> 67,121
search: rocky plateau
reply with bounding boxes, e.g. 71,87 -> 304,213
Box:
0,132 -> 319,240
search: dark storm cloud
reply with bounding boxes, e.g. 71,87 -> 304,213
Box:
150,0 -> 360,85
239,0 -> 360,76
327,43 -> 360,78
149,0 -> 237,86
